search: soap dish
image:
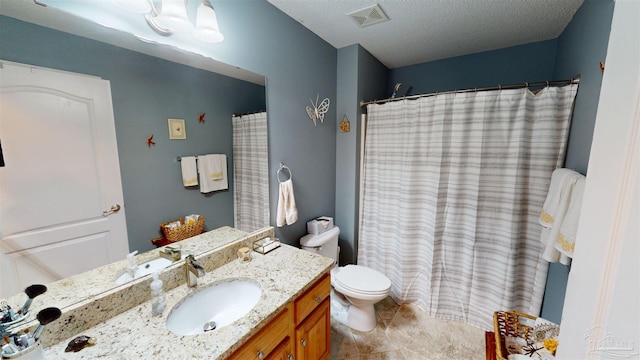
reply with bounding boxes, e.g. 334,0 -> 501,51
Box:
253,237 -> 280,254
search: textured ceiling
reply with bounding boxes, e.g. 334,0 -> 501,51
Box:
267,0 -> 584,68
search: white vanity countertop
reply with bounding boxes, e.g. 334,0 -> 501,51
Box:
43,244 -> 333,360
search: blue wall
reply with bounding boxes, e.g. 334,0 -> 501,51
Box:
554,0 -> 615,175
389,39 -> 558,94
0,16 -> 265,253
201,1 -> 338,245
335,45 -> 388,264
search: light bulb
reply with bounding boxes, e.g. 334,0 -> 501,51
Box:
193,1 -> 224,43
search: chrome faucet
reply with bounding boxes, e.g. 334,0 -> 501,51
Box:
185,255 -> 205,287
159,245 -> 182,262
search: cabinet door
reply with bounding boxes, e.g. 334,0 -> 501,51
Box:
267,337 -> 294,360
296,298 -> 330,360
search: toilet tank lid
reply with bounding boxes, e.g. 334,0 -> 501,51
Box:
300,226 -> 340,247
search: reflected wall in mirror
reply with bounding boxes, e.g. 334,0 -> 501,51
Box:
0,4 -> 269,301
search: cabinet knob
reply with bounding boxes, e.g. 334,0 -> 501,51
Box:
257,350 -> 264,359
287,355 -> 294,360
300,339 -> 308,347
315,296 -> 322,303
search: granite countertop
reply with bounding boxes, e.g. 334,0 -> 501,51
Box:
3,226 -> 248,321
43,244 -> 333,360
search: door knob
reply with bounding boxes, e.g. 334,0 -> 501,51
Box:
102,204 -> 121,216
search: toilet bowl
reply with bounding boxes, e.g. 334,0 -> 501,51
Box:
300,226 -> 391,332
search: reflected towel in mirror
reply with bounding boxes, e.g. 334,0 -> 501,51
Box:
197,154 -> 228,193
180,156 -> 198,187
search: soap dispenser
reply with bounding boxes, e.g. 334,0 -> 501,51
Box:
126,250 -> 139,279
150,272 -> 166,317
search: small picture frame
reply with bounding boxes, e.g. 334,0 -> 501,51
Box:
168,118 -> 186,140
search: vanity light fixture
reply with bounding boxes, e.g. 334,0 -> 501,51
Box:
112,0 -> 224,43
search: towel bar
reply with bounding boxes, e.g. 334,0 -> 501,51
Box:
277,163 -> 292,183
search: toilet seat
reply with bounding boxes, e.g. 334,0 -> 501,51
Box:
331,265 -> 390,296
299,228 -> 390,331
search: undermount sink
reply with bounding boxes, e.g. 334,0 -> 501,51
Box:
166,279 -> 262,335
114,255 -> 187,285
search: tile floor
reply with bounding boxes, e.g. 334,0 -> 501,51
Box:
329,297 -> 486,360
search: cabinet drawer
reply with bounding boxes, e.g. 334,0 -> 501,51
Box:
266,337 -> 294,360
227,304 -> 292,360
295,273 -> 330,324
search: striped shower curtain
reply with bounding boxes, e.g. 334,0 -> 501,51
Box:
358,85 -> 578,330
232,112 -> 269,232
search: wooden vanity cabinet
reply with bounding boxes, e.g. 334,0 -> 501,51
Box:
226,272 -> 330,360
266,337 -> 294,360
294,273 -> 331,360
295,298 -> 330,360
227,304 -> 293,360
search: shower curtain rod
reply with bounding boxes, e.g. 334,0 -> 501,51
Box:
360,76 -> 580,107
232,110 -> 266,117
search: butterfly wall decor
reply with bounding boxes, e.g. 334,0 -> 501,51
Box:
306,95 -> 330,126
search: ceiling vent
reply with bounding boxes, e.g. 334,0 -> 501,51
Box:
347,4 -> 389,28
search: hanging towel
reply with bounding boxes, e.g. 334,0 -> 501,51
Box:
539,169 -> 578,227
209,155 -> 224,180
180,156 -> 198,187
539,168 -> 581,264
555,175 -> 586,259
276,179 -> 298,227
197,154 -> 228,193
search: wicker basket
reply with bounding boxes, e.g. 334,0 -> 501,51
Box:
493,311 -> 537,360
160,216 -> 205,242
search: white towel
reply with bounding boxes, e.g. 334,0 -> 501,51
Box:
209,155 -> 224,180
539,168 -> 581,264
276,179 -> 298,227
539,169 -> 577,227
555,175 -> 586,259
180,156 -> 198,187
197,154 -> 228,193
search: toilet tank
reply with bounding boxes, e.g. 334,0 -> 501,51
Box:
300,226 -> 340,263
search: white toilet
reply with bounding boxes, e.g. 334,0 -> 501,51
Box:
300,226 -> 391,332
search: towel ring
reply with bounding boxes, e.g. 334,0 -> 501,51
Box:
277,163 -> 292,183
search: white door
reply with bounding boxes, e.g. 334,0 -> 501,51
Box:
0,60 -> 129,297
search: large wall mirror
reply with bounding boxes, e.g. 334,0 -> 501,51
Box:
0,0 -> 270,305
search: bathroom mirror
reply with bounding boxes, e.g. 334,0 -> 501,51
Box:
0,1 -> 270,308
